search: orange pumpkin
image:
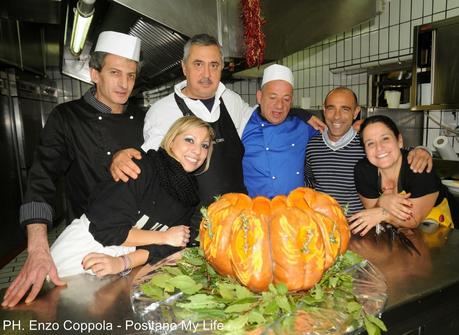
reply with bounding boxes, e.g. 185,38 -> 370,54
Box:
200,187 -> 350,292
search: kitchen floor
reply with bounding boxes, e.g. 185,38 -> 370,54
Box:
0,222 -> 65,290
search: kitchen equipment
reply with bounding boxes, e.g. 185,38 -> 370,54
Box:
411,16 -> 459,110
433,136 -> 459,161
385,90 -> 401,108
441,179 -> 459,196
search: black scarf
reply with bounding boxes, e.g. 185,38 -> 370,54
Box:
152,148 -> 200,206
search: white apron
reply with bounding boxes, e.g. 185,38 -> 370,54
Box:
50,214 -> 135,278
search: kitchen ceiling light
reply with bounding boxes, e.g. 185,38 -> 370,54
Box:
69,0 -> 96,56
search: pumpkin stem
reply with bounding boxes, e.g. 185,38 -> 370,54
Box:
200,207 -> 213,239
330,222 -> 338,244
301,228 -> 313,254
343,202 -> 350,216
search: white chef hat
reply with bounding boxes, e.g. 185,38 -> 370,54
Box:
94,31 -> 141,62
261,64 -> 294,88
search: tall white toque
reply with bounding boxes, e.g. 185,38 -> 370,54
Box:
94,31 -> 141,62
261,64 -> 294,88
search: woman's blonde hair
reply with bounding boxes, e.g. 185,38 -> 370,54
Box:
160,116 -> 215,173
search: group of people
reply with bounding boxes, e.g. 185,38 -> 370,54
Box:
2,30 -> 457,308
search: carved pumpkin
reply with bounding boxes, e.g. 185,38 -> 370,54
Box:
200,187 -> 350,292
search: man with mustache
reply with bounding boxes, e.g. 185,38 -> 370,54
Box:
3,31 -> 144,307
111,34 -> 323,241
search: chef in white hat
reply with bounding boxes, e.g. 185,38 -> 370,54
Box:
242,64 -> 323,198
3,31 -> 145,308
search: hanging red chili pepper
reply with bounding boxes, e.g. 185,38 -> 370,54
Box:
241,0 -> 266,68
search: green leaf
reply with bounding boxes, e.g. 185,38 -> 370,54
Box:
329,276 -> 339,287
247,310 -> 265,324
206,263 -> 217,276
311,285 -> 324,300
223,315 -> 249,331
163,266 -> 182,276
364,316 -> 380,335
275,283 -> 288,295
168,275 -> 203,295
275,295 -> 291,313
346,301 -> 362,313
235,285 -> 254,299
225,303 -> 254,313
262,299 -> 279,315
139,283 -> 164,300
149,273 -> 175,292
176,294 -> 222,310
366,314 -> 387,331
187,308 -> 227,320
217,283 -> 236,300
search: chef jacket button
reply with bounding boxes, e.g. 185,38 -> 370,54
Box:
291,143 -> 295,147
98,116 -> 103,120
296,171 -> 300,175
130,115 -> 134,119
261,123 -> 265,127
266,147 -> 269,151
272,176 -> 276,180
152,200 -> 156,205
107,151 -> 111,155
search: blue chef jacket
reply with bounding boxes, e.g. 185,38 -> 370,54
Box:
242,107 -> 318,198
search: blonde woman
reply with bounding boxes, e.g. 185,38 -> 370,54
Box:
51,116 -> 214,277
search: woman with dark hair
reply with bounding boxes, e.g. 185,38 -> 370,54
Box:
349,115 -> 456,236
50,116 -> 215,277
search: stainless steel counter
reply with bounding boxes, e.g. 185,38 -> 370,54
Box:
1,228 -> 459,334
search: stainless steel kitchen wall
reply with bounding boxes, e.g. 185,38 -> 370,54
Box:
0,70 -> 26,265
0,67 -> 92,264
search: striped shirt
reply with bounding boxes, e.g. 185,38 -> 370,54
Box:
305,133 -> 365,215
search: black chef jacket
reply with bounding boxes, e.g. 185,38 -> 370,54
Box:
20,95 -> 145,229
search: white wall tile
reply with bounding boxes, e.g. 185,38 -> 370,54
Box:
316,45 -> 323,66
369,30 -> 379,56
360,32 -> 370,60
359,83 -> 368,105
329,42 -> 337,64
432,12 -> 446,21
360,21 -> 371,34
370,16 -> 379,31
323,67 -> 331,85
352,35 -> 361,61
422,15 -> 433,23
310,47 -> 317,67
294,71 -> 300,90
379,3 -> 390,28
447,7 -> 459,17
400,0 -> 412,22
310,67 -> 316,84
379,27 -> 389,55
316,67 -> 323,86
322,46 -> 329,65
434,0 -> 447,13
447,0 -> 459,9
412,0 -> 423,19
399,22 -> 411,50
389,25 -> 400,52
344,38 -> 352,61
336,39 -> 344,63
424,0 -> 433,16
389,0 -> 401,25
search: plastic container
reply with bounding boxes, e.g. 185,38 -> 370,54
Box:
385,90 -> 401,108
